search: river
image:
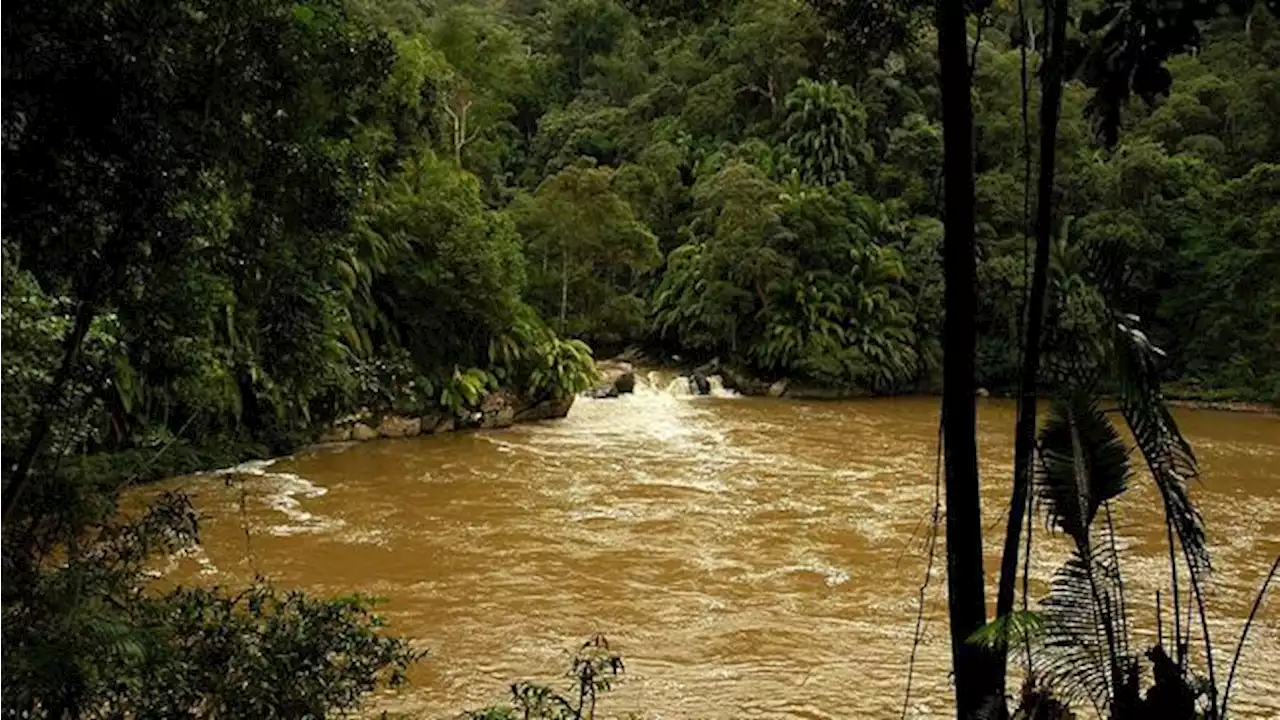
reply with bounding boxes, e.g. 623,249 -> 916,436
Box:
159,382 -> 1280,718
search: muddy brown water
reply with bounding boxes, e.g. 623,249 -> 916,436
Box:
156,387 -> 1280,718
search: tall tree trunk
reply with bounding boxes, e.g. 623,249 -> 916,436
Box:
993,0 -> 1069,699
936,0 -> 1000,717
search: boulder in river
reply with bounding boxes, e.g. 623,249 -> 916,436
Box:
593,359 -> 636,396
590,385 -> 620,399
613,370 -> 636,394
690,372 -> 711,395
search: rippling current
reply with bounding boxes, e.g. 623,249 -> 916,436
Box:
156,381 -> 1280,718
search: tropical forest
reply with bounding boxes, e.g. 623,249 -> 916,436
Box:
3,0 -> 1279,718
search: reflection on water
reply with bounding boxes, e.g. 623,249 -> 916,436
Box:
157,383 -> 1280,718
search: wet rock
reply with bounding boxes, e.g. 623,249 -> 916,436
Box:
690,372 -> 711,395
977,387 -> 991,398
513,395 -> 575,422
432,416 -> 456,434
479,390 -> 518,429
613,370 -> 636,394
317,425 -> 352,443
485,406 -> 516,429
717,364 -> 771,396
377,414 -> 422,438
594,360 -> 636,396
350,422 -> 379,441
589,385 -> 620,399
417,412 -> 444,433
767,379 -> 790,398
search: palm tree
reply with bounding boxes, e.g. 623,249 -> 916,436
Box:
781,78 -> 873,188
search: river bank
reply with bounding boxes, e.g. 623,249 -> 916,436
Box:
116,356 -> 1273,490
606,351 -> 1279,413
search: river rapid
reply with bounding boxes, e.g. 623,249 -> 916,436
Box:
157,380 -> 1280,718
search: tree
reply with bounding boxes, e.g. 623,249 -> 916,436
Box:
2,3 -> 430,712
429,3 -> 533,172
809,0 -> 928,84
516,160 -> 660,345
995,0 -> 1071,705
781,78 -> 874,187
548,0 -> 636,94
354,151 -> 530,373
935,0 -> 1003,716
1,0 -> 394,519
721,0 -> 822,120
991,1 -> 1280,710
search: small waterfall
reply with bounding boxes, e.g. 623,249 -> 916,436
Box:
665,376 -> 694,396
659,374 -> 737,398
646,370 -> 666,391
592,366 -> 739,398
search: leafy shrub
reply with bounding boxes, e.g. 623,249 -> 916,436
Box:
2,493 -> 421,719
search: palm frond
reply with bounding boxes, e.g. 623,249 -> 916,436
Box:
1037,393 -> 1132,551
967,610 -> 1046,651
1113,316 -> 1210,577
1039,543 -> 1135,716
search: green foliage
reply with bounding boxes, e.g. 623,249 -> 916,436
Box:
5,0 -> 1280,715
967,610 -> 1046,652
3,493 -> 421,718
515,159 -> 660,347
1036,395 -> 1131,552
781,78 -> 874,187
653,167 -> 922,390
354,150 -> 529,373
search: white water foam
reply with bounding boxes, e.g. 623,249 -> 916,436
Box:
203,457 -> 342,536
746,560 -> 852,587
263,472 -> 344,536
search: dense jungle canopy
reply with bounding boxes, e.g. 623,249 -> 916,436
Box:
3,0 -> 1278,716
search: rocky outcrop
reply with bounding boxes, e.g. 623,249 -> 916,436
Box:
317,425 -> 352,443
313,388 -> 575,447
592,359 -> 636,397
513,395 -> 575,422
589,385 -> 620,399
478,389 -> 518,429
701,360 -> 864,399
377,415 -> 422,438
690,372 -> 711,395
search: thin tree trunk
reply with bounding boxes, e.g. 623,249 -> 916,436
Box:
560,250 -> 569,331
994,0 -> 1069,698
937,0 -> 1000,716
2,301 -> 97,522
